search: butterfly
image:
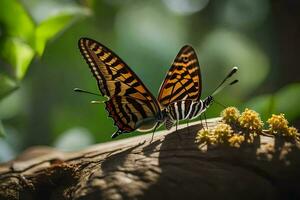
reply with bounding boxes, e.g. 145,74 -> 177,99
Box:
78,37 -> 205,138
78,37 -> 237,138
157,45 -> 203,129
159,46 -> 238,130
163,73 -> 238,129
78,38 -> 167,138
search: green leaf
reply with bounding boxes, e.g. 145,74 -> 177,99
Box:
35,10 -> 88,56
0,0 -> 35,81
0,74 -> 18,100
0,0 -> 35,43
0,38 -> 35,80
273,83 -> 300,121
35,14 -> 73,56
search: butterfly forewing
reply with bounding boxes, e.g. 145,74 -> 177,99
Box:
158,45 -> 202,108
78,38 -> 160,135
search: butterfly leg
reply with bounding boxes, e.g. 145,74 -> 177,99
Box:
174,121 -> 182,140
199,115 -> 204,129
187,119 -> 190,134
149,123 -> 160,144
204,112 -> 208,129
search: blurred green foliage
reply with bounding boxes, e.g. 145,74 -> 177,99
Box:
245,83 -> 300,122
0,0 -> 88,97
0,0 -> 299,162
0,121 -> 5,137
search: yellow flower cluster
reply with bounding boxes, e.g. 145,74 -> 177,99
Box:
221,107 -> 264,133
214,123 -> 233,144
196,107 -> 299,148
196,129 -> 216,144
267,114 -> 288,134
267,114 -> 299,141
196,123 -> 244,148
220,107 -> 240,124
238,108 -> 264,133
228,134 -> 245,148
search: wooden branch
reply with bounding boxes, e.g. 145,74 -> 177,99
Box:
0,118 -> 300,200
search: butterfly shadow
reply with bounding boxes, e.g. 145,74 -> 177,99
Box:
140,122 -> 204,200
139,120 -> 300,200
100,140 -> 146,173
141,122 -> 196,157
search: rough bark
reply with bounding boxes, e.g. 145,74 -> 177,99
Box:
0,118 -> 300,200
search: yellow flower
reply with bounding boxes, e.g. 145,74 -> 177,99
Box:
196,129 -> 211,143
287,127 -> 300,141
238,108 -> 263,132
214,123 -> 233,144
228,134 -> 245,147
196,129 -> 218,145
267,114 -> 289,135
288,127 -> 298,136
196,123 -> 233,145
266,114 -> 300,141
221,107 -> 240,124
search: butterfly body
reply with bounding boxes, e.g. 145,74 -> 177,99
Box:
165,96 -> 213,129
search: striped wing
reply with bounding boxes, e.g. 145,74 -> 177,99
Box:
157,45 -> 201,108
78,38 -> 160,137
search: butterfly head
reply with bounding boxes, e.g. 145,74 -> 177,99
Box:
204,95 -> 214,108
158,109 -> 168,121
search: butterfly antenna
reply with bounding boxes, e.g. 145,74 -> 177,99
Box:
73,88 -> 101,97
211,66 -> 239,96
212,79 -> 239,96
74,88 -> 108,104
213,99 -> 227,108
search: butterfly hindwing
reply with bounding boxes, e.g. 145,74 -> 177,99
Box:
158,45 -> 202,108
78,38 -> 160,136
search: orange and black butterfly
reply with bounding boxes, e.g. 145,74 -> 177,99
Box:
157,45 -> 203,129
78,38 -> 167,138
160,47 -> 238,129
77,37 -> 237,138
161,58 -> 238,130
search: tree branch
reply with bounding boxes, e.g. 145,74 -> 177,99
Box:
0,118 -> 300,200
